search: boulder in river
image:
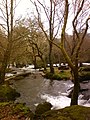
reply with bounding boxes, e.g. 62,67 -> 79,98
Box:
34,102 -> 52,119
41,105 -> 90,120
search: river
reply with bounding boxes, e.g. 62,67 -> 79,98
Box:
10,70 -> 90,112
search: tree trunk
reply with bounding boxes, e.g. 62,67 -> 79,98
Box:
0,63 -> 6,84
43,61 -> 47,71
33,56 -> 37,69
0,0 -> 14,84
71,68 -> 80,105
0,48 -> 10,84
40,57 -> 47,71
49,43 -> 54,73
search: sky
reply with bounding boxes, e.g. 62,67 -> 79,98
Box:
15,0 -> 82,35
15,0 -> 73,35
15,0 -> 33,18
0,0 -> 89,35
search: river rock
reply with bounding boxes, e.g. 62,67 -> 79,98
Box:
0,85 -> 20,102
41,105 -> 90,120
35,102 -> 52,118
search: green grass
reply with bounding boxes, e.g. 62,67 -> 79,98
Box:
44,68 -> 71,80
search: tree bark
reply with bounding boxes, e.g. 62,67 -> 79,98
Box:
71,68 -> 80,105
0,0 -> 13,84
0,43 -> 11,84
49,42 -> 54,73
33,56 -> 37,69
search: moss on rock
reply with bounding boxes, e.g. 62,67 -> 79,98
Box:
41,105 -> 90,120
35,102 -> 52,117
0,85 -> 20,102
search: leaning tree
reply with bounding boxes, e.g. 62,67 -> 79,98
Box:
59,0 -> 90,105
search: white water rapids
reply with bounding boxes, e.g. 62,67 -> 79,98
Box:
6,65 -> 90,111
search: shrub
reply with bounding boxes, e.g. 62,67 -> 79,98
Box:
44,71 -> 70,80
12,103 -> 30,115
79,67 -> 90,81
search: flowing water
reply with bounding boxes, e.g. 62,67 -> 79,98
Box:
11,71 -> 90,112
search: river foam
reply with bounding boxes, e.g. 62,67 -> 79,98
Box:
41,93 -> 90,110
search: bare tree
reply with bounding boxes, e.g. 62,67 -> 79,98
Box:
59,0 -> 90,105
30,0 -> 63,73
10,20 -> 30,66
26,18 -> 48,70
0,0 -> 14,83
30,0 -> 90,105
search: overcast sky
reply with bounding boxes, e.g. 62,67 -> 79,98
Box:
15,0 -> 33,18
15,0 -> 71,35
3,0 -> 90,35
15,0 -> 79,35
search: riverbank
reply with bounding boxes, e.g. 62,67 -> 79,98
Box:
0,102 -> 90,120
4,66 -> 90,111
0,66 -> 90,119
0,102 -> 34,120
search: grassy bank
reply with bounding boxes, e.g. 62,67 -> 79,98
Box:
44,67 -> 71,80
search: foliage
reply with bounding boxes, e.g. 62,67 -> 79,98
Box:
44,70 -> 71,80
79,66 -> 90,72
79,67 -> 90,81
0,102 -> 34,120
0,102 -> 11,106
12,103 -> 30,115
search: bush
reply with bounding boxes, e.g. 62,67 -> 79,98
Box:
79,66 -> 90,72
44,72 -> 54,79
44,71 -> 70,80
79,67 -> 90,81
0,102 -> 34,119
12,103 -> 30,115
52,74 -> 62,80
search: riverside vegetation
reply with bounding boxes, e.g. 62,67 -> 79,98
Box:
0,101 -> 90,120
44,66 -> 90,81
0,66 -> 90,119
